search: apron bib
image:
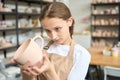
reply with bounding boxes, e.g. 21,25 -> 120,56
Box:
22,40 -> 75,80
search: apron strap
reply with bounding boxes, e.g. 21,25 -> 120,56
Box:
43,40 -> 54,50
68,40 -> 76,57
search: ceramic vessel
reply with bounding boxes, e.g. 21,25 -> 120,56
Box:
13,35 -> 44,66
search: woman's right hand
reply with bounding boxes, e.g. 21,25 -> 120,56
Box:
11,58 -> 32,75
24,50 -> 60,80
24,50 -> 53,76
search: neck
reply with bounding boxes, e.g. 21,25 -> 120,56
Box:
62,37 -> 72,45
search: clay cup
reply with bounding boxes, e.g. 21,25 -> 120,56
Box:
13,35 -> 44,66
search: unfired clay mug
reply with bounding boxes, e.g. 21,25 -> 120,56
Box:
13,35 -> 44,66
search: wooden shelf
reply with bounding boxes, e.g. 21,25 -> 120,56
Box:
0,27 -> 16,31
17,0 -> 51,4
0,12 -> 16,15
91,14 -> 119,17
91,2 -> 120,47
18,13 -> 41,16
0,44 -> 17,51
91,2 -> 120,6
18,27 -> 42,30
92,36 -> 118,39
91,25 -> 119,27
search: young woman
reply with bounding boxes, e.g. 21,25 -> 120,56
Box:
13,2 -> 91,80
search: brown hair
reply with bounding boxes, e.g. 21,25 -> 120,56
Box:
40,2 -> 74,38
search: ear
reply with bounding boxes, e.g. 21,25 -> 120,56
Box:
67,17 -> 73,27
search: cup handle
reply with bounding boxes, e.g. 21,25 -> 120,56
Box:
32,35 -> 44,49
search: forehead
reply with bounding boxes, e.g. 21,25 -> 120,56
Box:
41,17 -> 66,29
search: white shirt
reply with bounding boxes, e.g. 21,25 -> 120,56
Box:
47,43 -> 91,80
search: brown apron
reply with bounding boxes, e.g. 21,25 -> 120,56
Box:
22,40 -> 75,80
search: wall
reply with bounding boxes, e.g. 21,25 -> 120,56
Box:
69,0 -> 91,32
69,0 -> 92,48
0,0 -> 92,59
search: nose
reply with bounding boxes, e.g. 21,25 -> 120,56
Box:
51,31 -> 57,40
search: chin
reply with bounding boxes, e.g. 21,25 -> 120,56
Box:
55,40 -> 63,44
55,42 -> 61,44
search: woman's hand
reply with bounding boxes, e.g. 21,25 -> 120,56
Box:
11,51 -> 60,80
24,50 -> 53,76
11,58 -> 32,75
27,50 -> 60,80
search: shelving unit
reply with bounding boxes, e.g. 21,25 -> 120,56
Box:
0,0 -> 54,58
91,1 -> 120,48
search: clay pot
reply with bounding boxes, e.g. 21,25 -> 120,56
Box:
13,35 -> 44,66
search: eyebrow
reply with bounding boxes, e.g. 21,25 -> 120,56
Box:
44,26 -> 62,30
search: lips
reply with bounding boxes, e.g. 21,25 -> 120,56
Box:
55,39 -> 59,42
54,39 -> 61,43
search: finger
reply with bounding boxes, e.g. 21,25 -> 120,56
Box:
39,65 -> 48,73
10,58 -> 15,63
42,50 -> 47,57
23,70 -> 31,76
32,66 -> 43,74
10,58 -> 19,64
27,67 -> 38,76
31,61 -> 44,74
42,50 -> 49,61
29,70 -> 38,76
32,62 -> 48,73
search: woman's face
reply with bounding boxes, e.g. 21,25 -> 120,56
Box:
41,17 -> 73,45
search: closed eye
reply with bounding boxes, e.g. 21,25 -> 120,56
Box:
55,27 -> 62,32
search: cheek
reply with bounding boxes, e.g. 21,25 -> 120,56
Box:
46,32 -> 51,37
64,26 -> 70,33
61,27 -> 70,37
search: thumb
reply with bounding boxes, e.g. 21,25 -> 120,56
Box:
42,50 -> 47,57
42,50 -> 49,62
11,58 -> 16,63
